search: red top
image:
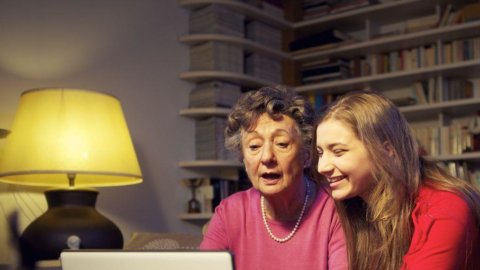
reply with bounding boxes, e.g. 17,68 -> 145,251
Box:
402,185 -> 480,270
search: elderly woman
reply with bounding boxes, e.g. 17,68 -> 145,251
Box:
200,85 -> 347,270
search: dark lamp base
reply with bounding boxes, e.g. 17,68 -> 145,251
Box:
20,189 -> 123,269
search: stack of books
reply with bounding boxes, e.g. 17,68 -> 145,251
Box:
195,117 -> 235,160
300,58 -> 350,84
188,81 -> 242,108
190,41 -> 244,72
289,28 -> 356,56
246,21 -> 282,49
189,4 -> 245,37
245,53 -> 282,83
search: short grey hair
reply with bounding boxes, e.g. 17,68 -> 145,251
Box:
225,85 -> 314,156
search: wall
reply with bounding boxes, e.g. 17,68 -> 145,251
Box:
0,0 -> 201,263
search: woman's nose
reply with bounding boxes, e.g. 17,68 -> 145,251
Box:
261,144 -> 275,164
317,155 -> 333,174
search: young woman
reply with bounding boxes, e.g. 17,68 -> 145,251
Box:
314,90 -> 480,270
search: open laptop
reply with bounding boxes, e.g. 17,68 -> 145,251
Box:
60,250 -> 234,270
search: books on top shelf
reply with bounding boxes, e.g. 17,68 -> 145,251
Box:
189,80 -> 242,108
461,3 -> 480,23
245,53 -> 283,83
189,4 -> 245,37
189,41 -> 244,72
195,117 -> 236,160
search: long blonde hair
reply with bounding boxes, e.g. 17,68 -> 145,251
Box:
313,91 -> 480,270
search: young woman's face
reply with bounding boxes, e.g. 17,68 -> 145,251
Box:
241,113 -> 306,198
316,119 -> 375,201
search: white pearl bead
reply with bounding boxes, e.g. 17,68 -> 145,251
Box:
261,179 -> 310,243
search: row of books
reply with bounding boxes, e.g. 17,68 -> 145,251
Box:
193,176 -> 252,214
188,81 -> 242,108
438,161 -> 480,186
246,20 -> 282,50
195,117 -> 236,160
382,78 -> 479,106
190,41 -> 244,73
412,116 -> 480,157
189,41 -> 283,82
189,3 -> 282,51
189,4 -> 245,37
298,35 -> 480,85
246,53 -> 283,83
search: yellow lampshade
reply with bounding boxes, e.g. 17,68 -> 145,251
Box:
0,88 -> 142,187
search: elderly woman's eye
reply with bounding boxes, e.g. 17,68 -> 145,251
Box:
249,144 -> 260,150
277,142 -> 289,148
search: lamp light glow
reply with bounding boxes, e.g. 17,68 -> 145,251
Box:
0,88 -> 143,268
0,88 -> 142,187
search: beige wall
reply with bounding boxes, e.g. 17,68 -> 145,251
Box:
0,0 -> 202,263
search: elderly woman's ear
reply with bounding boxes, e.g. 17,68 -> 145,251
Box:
303,151 -> 311,169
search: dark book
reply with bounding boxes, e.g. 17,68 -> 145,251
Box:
301,65 -> 349,77
289,29 -> 351,51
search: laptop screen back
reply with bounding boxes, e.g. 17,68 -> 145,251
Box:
60,250 -> 234,270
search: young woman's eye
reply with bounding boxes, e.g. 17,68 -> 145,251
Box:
316,149 -> 323,158
333,149 -> 346,156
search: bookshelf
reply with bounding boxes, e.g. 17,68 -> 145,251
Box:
287,0 -> 480,184
178,0 -> 480,224
295,59 -> 480,94
177,0 -> 286,222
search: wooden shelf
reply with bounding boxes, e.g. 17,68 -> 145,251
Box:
292,21 -> 480,62
179,212 -> 213,220
179,107 -> 231,118
179,34 -> 290,60
179,0 -> 291,29
179,70 -> 275,87
428,152 -> 480,162
179,160 -> 242,181
294,59 -> 480,94
400,98 -> 480,122
179,160 -> 242,168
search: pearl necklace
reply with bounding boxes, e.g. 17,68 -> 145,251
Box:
261,179 -> 310,243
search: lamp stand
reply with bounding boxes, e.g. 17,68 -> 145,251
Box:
20,189 -> 123,268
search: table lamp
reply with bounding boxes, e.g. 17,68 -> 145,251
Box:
0,88 -> 142,267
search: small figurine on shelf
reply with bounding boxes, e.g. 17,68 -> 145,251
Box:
187,178 -> 203,213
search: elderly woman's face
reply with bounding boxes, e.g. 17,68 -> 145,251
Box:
241,113 -> 306,197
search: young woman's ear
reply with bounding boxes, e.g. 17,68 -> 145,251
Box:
383,141 -> 396,158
